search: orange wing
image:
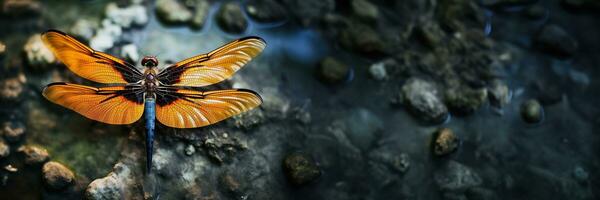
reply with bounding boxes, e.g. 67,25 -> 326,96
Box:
42,30 -> 143,84
155,87 -> 262,128
157,36 -> 266,87
43,82 -> 145,124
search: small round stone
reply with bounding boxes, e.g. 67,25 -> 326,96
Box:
317,57 -> 349,84
18,145 -> 49,165
433,128 -> 460,156
2,122 -> 25,143
520,99 -> 544,123
283,152 -> 321,186
42,161 -> 75,190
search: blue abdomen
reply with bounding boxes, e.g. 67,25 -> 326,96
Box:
144,98 -> 156,173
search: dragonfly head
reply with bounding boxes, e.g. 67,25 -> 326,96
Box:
141,56 -> 158,68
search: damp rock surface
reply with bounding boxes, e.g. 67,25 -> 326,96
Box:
18,145 -> 49,165
435,161 -> 482,191
216,2 -> 248,34
283,152 -> 321,186
433,128 -> 460,156
42,161 -> 75,190
535,24 -> 578,58
521,99 -> 543,123
401,78 -> 448,123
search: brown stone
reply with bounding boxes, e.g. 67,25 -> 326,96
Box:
42,161 -> 75,190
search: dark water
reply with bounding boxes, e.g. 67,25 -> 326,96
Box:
0,0 -> 598,199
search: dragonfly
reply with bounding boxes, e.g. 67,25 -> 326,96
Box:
41,30 -> 265,173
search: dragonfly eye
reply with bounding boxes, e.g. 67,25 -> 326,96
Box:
141,56 -> 158,67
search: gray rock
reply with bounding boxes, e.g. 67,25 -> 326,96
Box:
2,122 -> 25,143
282,0 -> 335,26
435,161 -> 482,191
317,57 -> 349,84
18,145 -> 49,165
216,2 -> 248,34
444,86 -> 488,114
85,163 -> 132,200
369,148 -> 410,174
0,77 -> 24,101
487,80 -> 511,108
369,61 -> 388,81
414,21 -> 445,49
232,109 -> 264,130
90,20 -> 123,51
401,78 -> 449,123
184,144 -> 195,156
535,24 -> 578,58
244,0 -> 287,23
0,140 -> 9,158
105,2 -> 148,28
520,99 -> 543,123
69,19 -> 98,41
351,0 -> 379,21
344,108 -> 383,151
156,0 -> 193,25
339,22 -> 386,56
23,34 -> 56,69
42,161 -> 75,190
201,131 -> 247,164
432,128 -> 460,156
190,0 -> 210,29
283,152 -> 321,186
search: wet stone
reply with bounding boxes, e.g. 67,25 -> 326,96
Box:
201,131 -> 247,164
317,57 -> 349,84
0,140 -> 9,158
2,122 -> 25,143
42,161 -> 75,190
369,148 -> 411,174
444,86 -> 488,114
0,77 -> 24,101
351,0 -> 379,22
415,21 -> 445,49
18,145 -> 49,165
216,2 -> 248,34
232,109 -> 264,130
90,20 -> 122,51
244,0 -> 287,23
433,128 -> 460,156
401,78 -> 449,123
85,163 -> 131,200
520,99 -> 543,123
487,80 -> 511,108
339,22 -> 386,56
23,34 -> 56,69
535,24 -> 578,58
190,0 -> 210,29
156,0 -> 193,25
369,60 -> 388,81
434,161 -> 482,191
283,152 -> 321,186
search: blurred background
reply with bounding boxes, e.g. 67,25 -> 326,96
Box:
0,0 -> 598,199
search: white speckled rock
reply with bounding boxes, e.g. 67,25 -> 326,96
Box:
156,0 -> 193,25
23,34 -> 55,69
105,2 -> 148,28
85,163 -> 133,200
120,44 -> 139,62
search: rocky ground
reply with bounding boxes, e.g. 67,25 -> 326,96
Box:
0,0 -> 598,199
